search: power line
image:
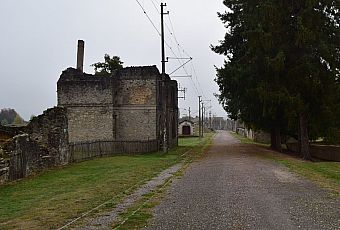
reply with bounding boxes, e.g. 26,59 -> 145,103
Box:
149,0 -> 160,14
135,0 -> 205,98
135,0 -> 161,36
167,14 -> 206,98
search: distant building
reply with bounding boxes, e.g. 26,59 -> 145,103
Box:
211,117 -> 226,130
178,120 -> 195,136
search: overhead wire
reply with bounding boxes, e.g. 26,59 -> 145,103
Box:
135,0 -> 161,36
168,13 -> 205,98
135,0 -> 206,99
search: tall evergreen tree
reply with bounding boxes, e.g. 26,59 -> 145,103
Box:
213,0 -> 339,159
282,0 -> 340,159
212,1 -> 291,151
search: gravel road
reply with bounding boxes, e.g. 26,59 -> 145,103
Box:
146,131 -> 340,230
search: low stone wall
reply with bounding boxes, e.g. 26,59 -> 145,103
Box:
0,107 -> 69,184
309,145 -> 340,162
0,156 -> 9,184
0,125 -> 25,146
69,140 -> 160,162
236,128 -> 270,144
6,134 -> 54,181
254,131 -> 271,144
286,143 -> 340,162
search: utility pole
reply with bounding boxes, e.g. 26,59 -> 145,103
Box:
161,2 -> 169,153
161,3 -> 168,75
198,96 -> 202,139
202,105 -> 205,137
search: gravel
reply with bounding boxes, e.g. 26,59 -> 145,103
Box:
74,163 -> 184,230
146,131 -> 340,230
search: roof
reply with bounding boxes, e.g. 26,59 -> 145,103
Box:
179,119 -> 195,125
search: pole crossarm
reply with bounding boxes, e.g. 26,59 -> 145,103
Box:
169,58 -> 193,75
167,57 -> 192,60
171,75 -> 192,78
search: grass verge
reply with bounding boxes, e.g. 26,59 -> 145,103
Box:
0,134 -> 214,230
229,131 -> 270,146
112,133 -> 214,230
231,131 -> 340,196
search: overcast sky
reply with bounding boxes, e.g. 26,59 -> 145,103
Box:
0,0 -> 227,120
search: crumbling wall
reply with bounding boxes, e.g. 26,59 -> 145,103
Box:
0,125 -> 25,146
57,66 -> 178,149
57,68 -> 114,143
6,134 -> 52,181
0,107 -> 69,184
0,154 -> 9,184
114,67 -> 159,141
26,107 -> 69,164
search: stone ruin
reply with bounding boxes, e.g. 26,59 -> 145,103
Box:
58,66 -> 178,147
0,41 -> 179,184
0,107 -> 68,183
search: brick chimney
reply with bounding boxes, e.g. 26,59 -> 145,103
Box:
76,40 -> 85,72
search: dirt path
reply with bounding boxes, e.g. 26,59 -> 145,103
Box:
146,131 -> 339,230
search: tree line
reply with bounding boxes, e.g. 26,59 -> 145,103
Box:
212,1 -> 339,159
0,108 -> 25,126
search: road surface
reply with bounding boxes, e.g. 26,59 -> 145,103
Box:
147,131 -> 339,230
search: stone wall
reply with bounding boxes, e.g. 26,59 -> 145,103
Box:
254,131 -> 271,144
58,68 -> 114,143
167,80 -> 179,148
26,107 -> 69,164
57,68 -> 113,105
67,107 -> 114,142
0,107 -> 69,184
6,134 -> 52,181
0,125 -> 25,146
57,66 -> 178,149
119,80 -> 156,105
287,142 -> 340,162
114,71 -> 158,141
115,108 -> 157,141
0,155 -> 9,184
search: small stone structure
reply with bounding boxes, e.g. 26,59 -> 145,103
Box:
178,120 -> 195,136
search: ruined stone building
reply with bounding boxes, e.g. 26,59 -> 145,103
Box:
0,40 -> 179,184
57,66 -> 178,149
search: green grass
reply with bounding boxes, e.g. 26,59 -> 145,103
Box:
230,131 -> 340,196
113,134 -> 214,230
267,156 -> 340,195
178,136 -> 203,147
229,131 -> 270,146
0,134 -> 214,229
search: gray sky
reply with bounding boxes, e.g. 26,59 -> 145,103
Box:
0,0 -> 227,120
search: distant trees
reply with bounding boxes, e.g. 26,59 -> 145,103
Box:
91,54 -> 123,76
1,119 -> 8,126
0,108 -> 25,126
13,114 -> 24,125
213,1 -> 340,159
